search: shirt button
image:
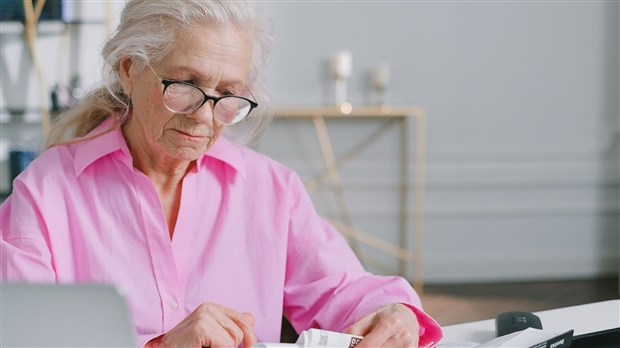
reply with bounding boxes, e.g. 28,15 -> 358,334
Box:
169,300 -> 179,310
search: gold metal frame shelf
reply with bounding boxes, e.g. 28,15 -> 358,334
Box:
272,105 -> 426,293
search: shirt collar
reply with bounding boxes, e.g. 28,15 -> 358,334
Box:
73,117 -> 246,179
199,136 -> 247,180
74,117 -> 130,176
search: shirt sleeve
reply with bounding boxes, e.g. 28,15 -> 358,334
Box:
0,181 -> 56,283
139,333 -> 163,348
281,173 -> 442,346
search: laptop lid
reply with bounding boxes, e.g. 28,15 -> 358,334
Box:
571,327 -> 620,348
1,282 -> 137,347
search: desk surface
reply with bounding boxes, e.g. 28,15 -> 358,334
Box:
440,299 -> 620,345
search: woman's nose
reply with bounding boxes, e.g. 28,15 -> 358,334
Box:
188,100 -> 216,123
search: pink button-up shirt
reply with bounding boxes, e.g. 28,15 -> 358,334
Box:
1,119 -> 442,347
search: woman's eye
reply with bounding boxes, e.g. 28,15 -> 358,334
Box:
219,89 -> 237,97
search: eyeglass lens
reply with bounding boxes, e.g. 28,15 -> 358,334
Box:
163,83 -> 252,125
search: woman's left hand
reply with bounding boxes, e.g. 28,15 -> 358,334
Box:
344,303 -> 420,348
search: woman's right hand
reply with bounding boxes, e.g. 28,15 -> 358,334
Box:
151,302 -> 257,348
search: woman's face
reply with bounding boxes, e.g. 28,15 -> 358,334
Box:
119,24 -> 251,163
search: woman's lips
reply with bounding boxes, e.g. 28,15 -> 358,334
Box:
174,129 -> 209,139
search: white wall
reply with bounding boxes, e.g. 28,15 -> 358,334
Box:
0,1 -> 618,284
260,1 -> 620,283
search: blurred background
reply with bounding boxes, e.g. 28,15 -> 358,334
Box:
1,0 -> 618,326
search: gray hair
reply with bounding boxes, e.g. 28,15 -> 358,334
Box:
47,0 -> 273,147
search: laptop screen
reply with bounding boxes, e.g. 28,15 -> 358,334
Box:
570,327 -> 620,348
1,282 -> 137,347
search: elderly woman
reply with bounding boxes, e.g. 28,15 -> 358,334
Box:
0,1 -> 441,347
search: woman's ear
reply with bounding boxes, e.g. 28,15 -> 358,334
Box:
118,57 -> 134,96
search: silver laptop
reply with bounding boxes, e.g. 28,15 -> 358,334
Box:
1,282 -> 137,347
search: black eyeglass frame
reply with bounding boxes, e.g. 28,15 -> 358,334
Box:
147,63 -> 259,125
160,80 -> 258,114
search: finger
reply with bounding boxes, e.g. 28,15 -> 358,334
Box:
194,304 -> 243,348
221,309 -> 256,348
353,320 -> 394,348
216,313 -> 247,347
207,325 -> 242,348
378,331 -> 419,348
239,319 -> 257,348
241,312 -> 256,327
240,312 -> 257,348
344,311 -> 377,336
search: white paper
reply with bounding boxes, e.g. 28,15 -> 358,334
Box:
253,329 -> 362,348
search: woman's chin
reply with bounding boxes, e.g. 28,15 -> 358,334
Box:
161,144 -> 209,162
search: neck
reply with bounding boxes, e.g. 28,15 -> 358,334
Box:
122,126 -> 192,239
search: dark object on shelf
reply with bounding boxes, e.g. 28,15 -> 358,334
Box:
0,0 -> 63,22
9,149 -> 37,191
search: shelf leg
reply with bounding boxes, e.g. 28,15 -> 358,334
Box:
311,116 -> 362,259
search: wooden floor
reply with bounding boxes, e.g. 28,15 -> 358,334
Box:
421,277 -> 620,326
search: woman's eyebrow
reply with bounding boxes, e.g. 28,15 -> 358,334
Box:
161,66 -> 245,87
158,66 -> 201,79
218,80 -> 245,91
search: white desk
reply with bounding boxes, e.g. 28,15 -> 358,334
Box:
440,300 -> 620,345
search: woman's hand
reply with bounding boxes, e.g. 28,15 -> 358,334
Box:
344,303 -> 420,348
152,302 -> 257,348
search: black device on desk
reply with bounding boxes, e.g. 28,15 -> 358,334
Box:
495,311 -> 619,348
495,311 -> 543,337
571,327 -> 620,348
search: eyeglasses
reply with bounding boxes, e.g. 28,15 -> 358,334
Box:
147,64 -> 258,125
